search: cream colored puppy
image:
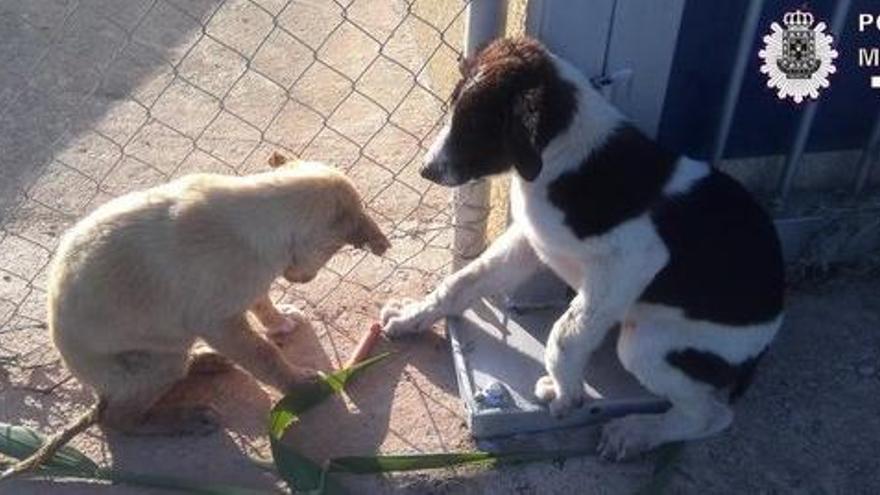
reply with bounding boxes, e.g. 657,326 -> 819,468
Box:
47,158 -> 389,435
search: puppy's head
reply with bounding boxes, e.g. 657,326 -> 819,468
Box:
280,162 -> 390,283
420,37 -> 576,186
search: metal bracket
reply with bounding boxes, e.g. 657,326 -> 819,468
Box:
590,68 -> 634,107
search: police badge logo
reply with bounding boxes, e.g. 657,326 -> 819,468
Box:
759,10 -> 838,103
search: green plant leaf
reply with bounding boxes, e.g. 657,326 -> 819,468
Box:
269,352 -> 392,494
269,380 -> 333,440
96,469 -> 275,495
268,351 -> 595,495
328,452 -> 498,474
0,423 -> 98,476
0,423 -> 274,494
327,449 -> 594,474
269,352 -> 392,441
270,438 -> 331,494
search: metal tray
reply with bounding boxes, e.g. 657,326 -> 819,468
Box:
448,290 -> 669,439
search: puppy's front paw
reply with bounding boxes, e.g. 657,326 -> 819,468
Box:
380,298 -> 437,337
266,304 -> 308,336
283,367 -> 322,395
534,375 -> 584,418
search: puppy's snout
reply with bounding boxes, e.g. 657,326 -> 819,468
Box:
354,214 -> 390,256
283,266 -> 316,284
369,232 -> 391,256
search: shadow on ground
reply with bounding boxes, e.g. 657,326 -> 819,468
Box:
0,1 -> 229,216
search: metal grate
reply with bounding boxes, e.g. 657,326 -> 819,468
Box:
712,0 -> 878,208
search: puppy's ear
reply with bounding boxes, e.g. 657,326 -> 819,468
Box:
351,213 -> 390,256
508,87 -> 543,181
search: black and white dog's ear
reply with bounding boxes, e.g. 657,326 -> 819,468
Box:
508,87 -> 543,181
508,121 -> 542,181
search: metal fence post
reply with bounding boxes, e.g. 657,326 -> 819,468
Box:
452,0 -> 508,270
710,0 -> 764,168
854,111 -> 880,195
776,0 -> 852,206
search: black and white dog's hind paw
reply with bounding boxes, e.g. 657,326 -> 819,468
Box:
598,415 -> 662,461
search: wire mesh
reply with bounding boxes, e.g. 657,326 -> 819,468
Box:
0,0 -> 479,390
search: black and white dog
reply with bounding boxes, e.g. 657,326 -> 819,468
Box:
380,38 -> 784,460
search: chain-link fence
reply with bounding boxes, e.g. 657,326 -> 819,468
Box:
0,0 -> 490,394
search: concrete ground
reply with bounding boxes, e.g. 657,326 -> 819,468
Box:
2,1 -> 880,494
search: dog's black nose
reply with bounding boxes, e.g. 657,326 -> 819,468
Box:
419,164 -> 443,183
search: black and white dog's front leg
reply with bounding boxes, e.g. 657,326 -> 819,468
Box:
381,224 -> 541,336
535,254 -> 659,418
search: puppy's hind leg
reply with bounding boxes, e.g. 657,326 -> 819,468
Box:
200,315 -> 317,394
99,350 -> 220,436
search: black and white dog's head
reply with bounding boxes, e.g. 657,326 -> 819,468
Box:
420,37 -> 577,186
